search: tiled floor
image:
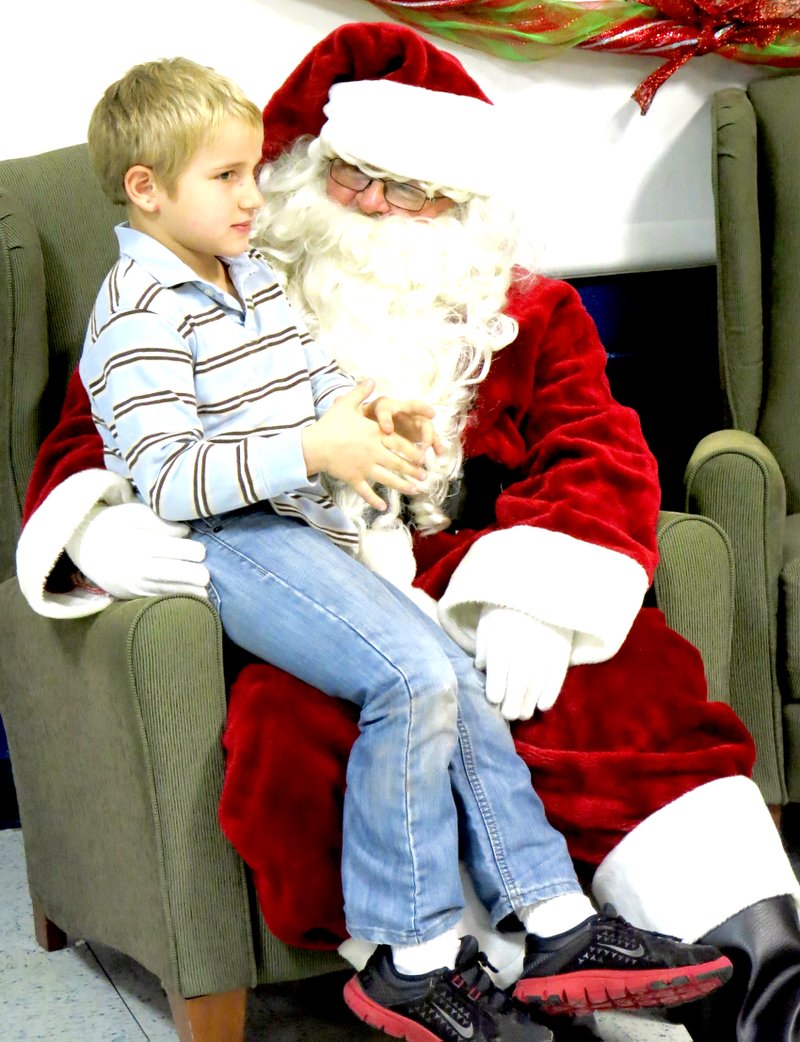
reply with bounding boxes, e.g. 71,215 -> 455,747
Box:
0,826 -> 701,1042
5,812 -> 800,1041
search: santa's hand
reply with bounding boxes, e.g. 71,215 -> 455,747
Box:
66,502 -> 210,600
475,607 -> 573,720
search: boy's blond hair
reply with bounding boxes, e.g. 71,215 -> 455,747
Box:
88,56 -> 262,204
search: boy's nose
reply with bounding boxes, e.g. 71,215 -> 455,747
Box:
242,178 -> 264,210
356,180 -> 390,215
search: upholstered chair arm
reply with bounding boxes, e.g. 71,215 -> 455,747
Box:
684,429 -> 787,804
0,583 -> 257,997
654,509 -> 734,707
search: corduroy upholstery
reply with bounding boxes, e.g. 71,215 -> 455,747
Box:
686,75 -> 800,806
0,143 -> 735,1025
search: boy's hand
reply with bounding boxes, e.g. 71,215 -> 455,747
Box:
363,395 -> 444,457
301,381 -> 430,511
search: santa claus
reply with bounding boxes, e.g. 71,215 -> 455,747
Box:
15,21 -> 800,1042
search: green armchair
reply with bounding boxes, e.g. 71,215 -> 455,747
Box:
0,143 -> 736,1041
686,75 -> 800,809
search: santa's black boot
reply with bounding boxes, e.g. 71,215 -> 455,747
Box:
672,894 -> 800,1041
591,778 -> 800,1042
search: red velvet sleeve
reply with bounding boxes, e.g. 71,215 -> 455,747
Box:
23,369 -> 105,526
414,276 -> 661,598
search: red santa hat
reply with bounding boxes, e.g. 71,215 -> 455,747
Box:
261,21 -> 503,197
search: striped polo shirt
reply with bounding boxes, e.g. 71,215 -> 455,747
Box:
80,224 -> 359,549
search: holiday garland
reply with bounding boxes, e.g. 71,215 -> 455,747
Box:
368,0 -> 800,111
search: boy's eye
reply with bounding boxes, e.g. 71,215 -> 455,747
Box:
217,170 -> 235,182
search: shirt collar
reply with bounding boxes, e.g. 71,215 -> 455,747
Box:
114,223 -> 260,292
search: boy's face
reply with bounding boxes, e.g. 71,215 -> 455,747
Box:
146,120 -> 264,277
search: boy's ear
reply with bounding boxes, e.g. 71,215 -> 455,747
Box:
124,165 -> 160,212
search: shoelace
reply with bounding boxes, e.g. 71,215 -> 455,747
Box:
595,905 -> 681,947
451,948 -> 513,1015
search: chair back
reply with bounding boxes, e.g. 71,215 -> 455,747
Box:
713,75 -> 800,513
0,144 -> 125,580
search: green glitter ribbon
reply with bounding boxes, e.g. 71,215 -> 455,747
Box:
368,0 -> 800,111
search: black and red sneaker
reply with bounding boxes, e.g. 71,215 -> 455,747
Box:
344,934 -> 554,1041
513,905 -> 733,1017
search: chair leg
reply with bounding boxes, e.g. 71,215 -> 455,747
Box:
769,803 -> 783,832
30,897 -> 68,952
167,987 -> 247,1042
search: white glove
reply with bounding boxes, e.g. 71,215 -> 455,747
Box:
65,502 -> 210,600
475,607 -> 573,720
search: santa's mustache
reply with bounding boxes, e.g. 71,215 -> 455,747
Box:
254,149 -> 520,308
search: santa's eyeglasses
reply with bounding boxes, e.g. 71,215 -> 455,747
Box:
328,158 -> 442,212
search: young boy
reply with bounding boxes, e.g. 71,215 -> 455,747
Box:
81,57 -> 434,548
79,57 -> 732,1042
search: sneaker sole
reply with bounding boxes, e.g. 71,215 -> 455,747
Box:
343,976 -> 444,1042
512,956 -> 732,1016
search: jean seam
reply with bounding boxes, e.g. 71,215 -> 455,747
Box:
404,664 -> 422,941
455,709 -> 523,911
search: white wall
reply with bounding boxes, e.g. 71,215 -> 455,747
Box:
2,0 -> 770,275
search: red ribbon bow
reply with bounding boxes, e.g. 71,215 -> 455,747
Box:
585,0 -> 800,111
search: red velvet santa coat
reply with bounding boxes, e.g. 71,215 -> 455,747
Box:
18,274 -> 754,950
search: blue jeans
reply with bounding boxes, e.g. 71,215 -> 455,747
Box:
190,506 -> 580,945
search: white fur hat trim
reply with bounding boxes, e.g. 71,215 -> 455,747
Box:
314,79 -> 505,197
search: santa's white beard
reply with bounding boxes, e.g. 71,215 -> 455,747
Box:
252,163 -> 519,547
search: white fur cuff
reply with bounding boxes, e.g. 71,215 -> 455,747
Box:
16,469 -> 136,618
437,526 -> 648,663
592,776 -> 800,941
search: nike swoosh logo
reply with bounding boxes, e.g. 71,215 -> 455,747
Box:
432,1003 -> 475,1039
597,942 -> 645,958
